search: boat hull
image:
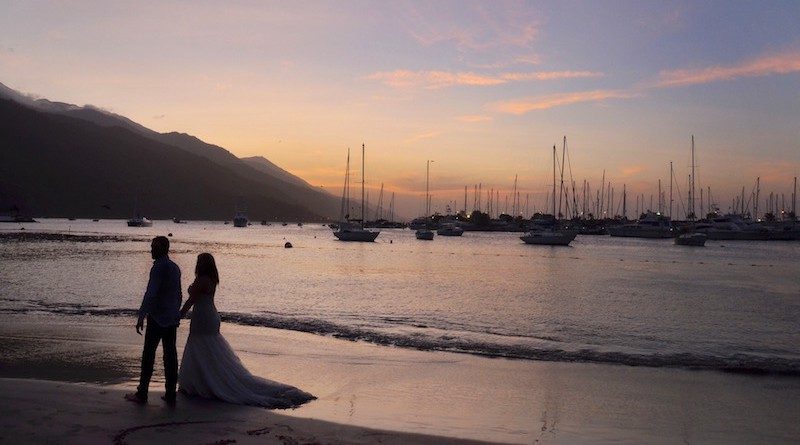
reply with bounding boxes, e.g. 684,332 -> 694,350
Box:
127,218 -> 152,227
436,223 -> 464,236
520,230 -> 577,246
333,229 -> 380,242
674,233 -> 707,246
415,230 -> 434,240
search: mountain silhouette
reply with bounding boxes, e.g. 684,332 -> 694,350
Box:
0,83 -> 340,221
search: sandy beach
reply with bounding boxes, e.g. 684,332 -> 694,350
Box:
2,313 -> 799,445
0,378 -> 505,445
0,314 -> 513,445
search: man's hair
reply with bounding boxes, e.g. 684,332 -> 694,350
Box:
153,236 -> 170,251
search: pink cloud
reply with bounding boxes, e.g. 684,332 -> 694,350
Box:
652,50 -> 800,87
403,131 -> 444,143
488,90 -> 640,114
365,70 -> 504,89
454,115 -> 493,123
366,69 -> 602,89
620,165 -> 647,178
502,71 -> 603,81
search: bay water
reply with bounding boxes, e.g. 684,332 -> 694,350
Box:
2,218 -> 798,376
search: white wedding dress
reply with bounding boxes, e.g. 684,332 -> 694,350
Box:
178,291 -> 315,408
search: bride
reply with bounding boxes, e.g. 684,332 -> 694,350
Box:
178,252 -> 315,408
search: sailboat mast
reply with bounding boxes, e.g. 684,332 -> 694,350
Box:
512,174 -> 518,216
669,161 -> 674,219
756,177 -> 760,220
426,160 -> 431,216
340,148 -> 351,220
361,143 -> 366,225
623,184 -> 627,219
559,137 -> 566,219
689,135 -> 696,221
552,144 -> 557,219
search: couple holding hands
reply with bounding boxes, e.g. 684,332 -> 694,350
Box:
125,236 -> 314,409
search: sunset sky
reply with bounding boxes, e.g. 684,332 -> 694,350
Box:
2,1 -> 799,219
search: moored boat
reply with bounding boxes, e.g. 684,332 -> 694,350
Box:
0,214 -> 36,223
607,211 -> 674,238
333,144 -> 380,242
520,139 -> 577,246
520,227 -> 577,246
674,232 -> 707,246
334,221 -> 381,242
415,160 -> 435,241
233,211 -> 249,227
437,222 -> 464,236
127,216 -> 153,227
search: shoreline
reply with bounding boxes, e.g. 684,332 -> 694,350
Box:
2,313 -> 800,444
0,313 -> 527,444
0,313 -> 516,445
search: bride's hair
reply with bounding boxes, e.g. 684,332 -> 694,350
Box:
196,253 -> 220,284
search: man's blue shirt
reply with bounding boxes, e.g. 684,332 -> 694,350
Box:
138,255 -> 182,327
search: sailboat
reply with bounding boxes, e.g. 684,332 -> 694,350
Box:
233,209 -> 249,227
520,140 -> 577,246
127,215 -> 152,227
675,135 -> 707,246
333,144 -> 380,242
415,160 -> 435,240
127,196 -> 153,227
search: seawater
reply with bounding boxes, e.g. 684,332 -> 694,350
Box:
1,219 -> 799,376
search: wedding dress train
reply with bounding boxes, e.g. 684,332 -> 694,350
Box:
178,293 -> 315,408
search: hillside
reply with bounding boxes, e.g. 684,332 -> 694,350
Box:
0,98 -> 336,221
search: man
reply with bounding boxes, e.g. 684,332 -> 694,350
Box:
125,236 -> 182,404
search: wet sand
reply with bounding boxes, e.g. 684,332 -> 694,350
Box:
0,378 -> 505,445
2,313 -> 799,444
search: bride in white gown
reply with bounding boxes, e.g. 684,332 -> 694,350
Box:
178,253 -> 315,408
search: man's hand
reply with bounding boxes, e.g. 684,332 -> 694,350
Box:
135,319 -> 144,335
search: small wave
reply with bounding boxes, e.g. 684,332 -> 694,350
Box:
219,312 -> 800,376
4,303 -> 799,377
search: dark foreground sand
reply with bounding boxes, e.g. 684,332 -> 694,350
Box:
0,378 -> 506,445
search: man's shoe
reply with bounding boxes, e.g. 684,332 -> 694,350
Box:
124,392 -> 147,404
161,395 -> 176,405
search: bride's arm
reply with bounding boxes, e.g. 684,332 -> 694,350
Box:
180,275 -> 213,317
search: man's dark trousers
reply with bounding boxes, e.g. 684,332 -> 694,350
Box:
136,315 -> 178,400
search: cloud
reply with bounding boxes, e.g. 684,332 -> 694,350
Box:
403,131 -> 444,143
502,71 -> 603,81
454,115 -> 492,123
365,69 -> 603,89
365,70 -> 504,89
470,54 -> 542,70
488,90 -> 641,114
651,50 -> 800,88
620,165 -> 647,178
401,3 -> 541,53
515,55 -> 541,66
